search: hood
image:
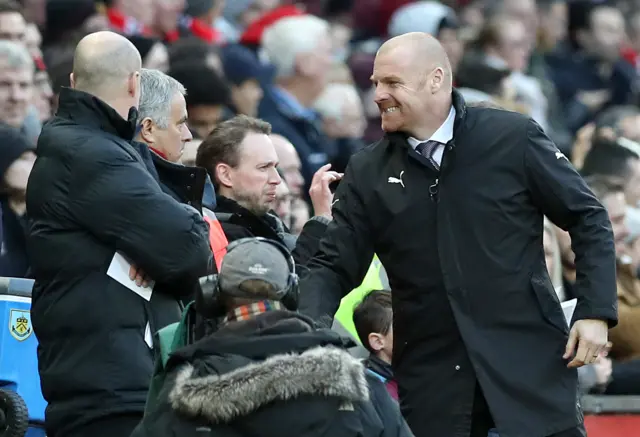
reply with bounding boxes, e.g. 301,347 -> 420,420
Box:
169,345 -> 369,424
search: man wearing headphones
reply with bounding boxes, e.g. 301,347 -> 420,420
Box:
132,237 -> 412,437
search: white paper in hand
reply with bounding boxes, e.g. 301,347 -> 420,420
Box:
561,298 -> 577,325
107,252 -> 154,301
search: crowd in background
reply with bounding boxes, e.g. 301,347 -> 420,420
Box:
4,0 -> 640,407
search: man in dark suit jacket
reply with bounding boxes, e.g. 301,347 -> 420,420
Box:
299,32 -> 617,437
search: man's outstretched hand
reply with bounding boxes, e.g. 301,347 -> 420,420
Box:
563,319 -> 611,368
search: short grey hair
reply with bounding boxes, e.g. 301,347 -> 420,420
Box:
0,40 -> 33,70
261,15 -> 330,78
138,68 -> 186,129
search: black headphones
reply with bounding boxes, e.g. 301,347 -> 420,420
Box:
197,237 -> 299,319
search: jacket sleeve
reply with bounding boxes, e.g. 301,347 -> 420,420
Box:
523,119 -> 618,326
298,159 -> 374,321
291,216 -> 329,265
365,373 -> 414,437
69,151 -> 213,284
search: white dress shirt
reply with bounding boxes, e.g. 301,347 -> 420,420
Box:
407,106 -> 456,166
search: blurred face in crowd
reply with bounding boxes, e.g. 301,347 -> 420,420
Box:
602,191 -> 630,255
24,23 -> 42,58
578,6 -> 625,63
231,78 -> 263,117
121,0 -> 155,26
372,42 -> 446,136
143,43 -> 169,72
270,134 -> 304,197
217,132 -> 281,215
323,93 -> 366,139
624,159 -> 640,207
502,0 -> 538,43
295,34 -> 333,95
180,138 -> 201,166
538,0 -> 567,51
0,58 -> 33,128
495,19 -> 531,73
437,28 -> 463,74
33,70 -> 52,122
0,11 -> 26,43
274,179 -> 292,228
139,91 -> 192,163
188,104 -> 225,139
290,197 -> 309,235
154,0 -> 185,33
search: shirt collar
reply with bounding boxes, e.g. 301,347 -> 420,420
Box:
407,105 -> 456,149
270,86 -> 318,121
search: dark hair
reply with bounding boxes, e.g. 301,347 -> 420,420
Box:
568,0 -> 618,49
353,290 -> 392,355
196,115 -> 272,187
167,61 -> 231,108
584,174 -> 626,201
581,137 -> 639,179
168,37 -> 220,66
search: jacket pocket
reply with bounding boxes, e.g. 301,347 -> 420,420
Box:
530,272 -> 569,335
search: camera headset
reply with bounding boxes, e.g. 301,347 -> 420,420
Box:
198,237 -> 299,318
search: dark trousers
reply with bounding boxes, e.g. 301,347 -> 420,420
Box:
470,382 -> 587,437
54,413 -> 142,437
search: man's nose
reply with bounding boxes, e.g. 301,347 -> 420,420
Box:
182,124 -> 193,142
374,85 -> 389,104
270,168 -> 282,184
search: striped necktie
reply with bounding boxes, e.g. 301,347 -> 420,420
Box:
416,140 -> 441,170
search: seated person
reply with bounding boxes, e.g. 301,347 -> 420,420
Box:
132,238 -> 412,437
353,290 -> 397,401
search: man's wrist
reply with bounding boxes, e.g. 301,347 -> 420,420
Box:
309,215 -> 332,225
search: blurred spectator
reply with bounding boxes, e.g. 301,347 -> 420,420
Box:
0,40 -> 35,131
151,0 -> 185,41
270,133 -> 304,197
238,3 -> 304,51
546,0 -> 636,133
24,21 -> 42,57
313,82 -> 366,173
0,0 -> 26,42
472,13 -> 550,131
167,36 -> 224,73
195,115 -> 334,264
259,14 -> 336,193
99,0 -> 154,36
32,56 -> 52,122
387,1 -> 463,74
217,0 -> 273,43
536,0 -> 568,53
127,35 -> 169,71
0,125 -> 35,277
178,0 -> 224,43
180,138 -> 201,166
168,61 -> 231,139
42,0 -> 105,49
273,175 -> 292,228
220,43 -> 267,117
289,196 -> 309,235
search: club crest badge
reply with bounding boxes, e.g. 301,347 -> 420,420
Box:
9,309 -> 32,341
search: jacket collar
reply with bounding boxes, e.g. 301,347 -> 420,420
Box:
385,88 -> 467,150
55,87 -> 138,141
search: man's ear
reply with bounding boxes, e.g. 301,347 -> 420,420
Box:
139,117 -> 156,144
216,162 -> 234,188
128,71 -> 140,98
368,333 -> 384,352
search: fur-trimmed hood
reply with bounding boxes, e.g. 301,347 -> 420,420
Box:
169,345 -> 369,424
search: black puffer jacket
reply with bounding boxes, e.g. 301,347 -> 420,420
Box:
26,88 -> 213,436
131,311 -> 413,437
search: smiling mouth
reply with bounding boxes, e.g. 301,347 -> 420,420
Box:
382,106 -> 399,114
